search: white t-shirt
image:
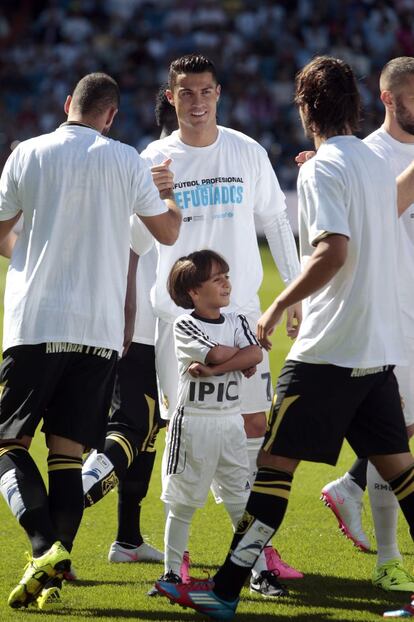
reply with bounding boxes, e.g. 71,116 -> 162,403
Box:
141,126 -> 300,323
289,135 -> 406,368
174,311 -> 258,416
0,124 -> 167,353
364,126 -> 414,337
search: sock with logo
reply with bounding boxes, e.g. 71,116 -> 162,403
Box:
0,445 -> 56,556
368,461 -> 400,566
390,465 -> 414,541
82,432 -> 136,507
48,454 -> 83,553
213,466 -> 293,601
348,457 -> 368,492
116,450 -> 156,546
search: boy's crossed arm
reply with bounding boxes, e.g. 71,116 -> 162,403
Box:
188,344 -> 262,378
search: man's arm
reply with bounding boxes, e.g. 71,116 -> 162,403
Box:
257,234 -> 348,350
397,161 -> 414,217
139,158 -> 181,245
0,212 -> 22,249
139,199 -> 181,245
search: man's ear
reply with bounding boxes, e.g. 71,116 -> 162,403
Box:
103,106 -> 118,132
381,89 -> 395,112
64,95 -> 72,115
166,89 -> 175,107
216,84 -> 221,102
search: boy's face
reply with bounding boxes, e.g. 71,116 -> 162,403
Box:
190,262 -> 231,312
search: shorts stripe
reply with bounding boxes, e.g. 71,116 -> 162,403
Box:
140,393 -> 156,452
0,444 -> 27,458
263,394 -> 300,452
167,407 -> 184,475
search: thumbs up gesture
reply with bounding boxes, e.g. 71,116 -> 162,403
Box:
151,158 -> 174,200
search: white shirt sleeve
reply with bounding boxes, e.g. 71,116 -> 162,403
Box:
174,315 -> 218,366
131,153 -> 168,218
253,149 -> 300,284
300,159 -> 351,247
0,148 -> 22,221
234,314 -> 259,349
130,214 -> 154,256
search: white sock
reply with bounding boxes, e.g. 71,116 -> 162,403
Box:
165,503 -> 195,576
82,450 -> 114,494
246,437 -> 264,486
224,500 -> 267,578
367,461 -> 400,566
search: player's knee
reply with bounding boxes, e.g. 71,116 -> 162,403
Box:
242,411 -> 267,437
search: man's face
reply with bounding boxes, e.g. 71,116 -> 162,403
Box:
167,72 -> 220,132
394,76 -> 414,136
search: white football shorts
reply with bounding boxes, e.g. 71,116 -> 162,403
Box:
161,411 -> 250,508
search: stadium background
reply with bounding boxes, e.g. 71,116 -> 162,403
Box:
1,2 -> 414,620
1,0 -> 412,188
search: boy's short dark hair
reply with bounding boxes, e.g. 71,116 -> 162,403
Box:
168,249 -> 229,309
295,56 -> 360,138
71,73 -> 120,116
168,54 -> 218,90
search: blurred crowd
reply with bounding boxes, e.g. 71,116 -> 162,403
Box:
1,0 -> 413,188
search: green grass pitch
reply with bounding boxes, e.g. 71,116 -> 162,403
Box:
0,247 -> 412,621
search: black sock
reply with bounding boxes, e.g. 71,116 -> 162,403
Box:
348,458 -> 368,491
104,432 -> 137,478
214,466 -> 293,601
0,445 -> 56,556
390,465 -> 414,540
116,450 -> 156,546
48,454 -> 83,553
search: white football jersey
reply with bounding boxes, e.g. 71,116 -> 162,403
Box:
173,312 -> 259,416
0,125 -> 167,353
289,135 -> 406,368
141,126 -> 300,323
364,126 -> 414,337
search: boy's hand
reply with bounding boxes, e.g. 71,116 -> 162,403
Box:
151,158 -> 174,199
242,365 -> 257,378
188,362 -> 214,377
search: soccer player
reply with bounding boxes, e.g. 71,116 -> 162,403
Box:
0,72 -> 181,610
146,53 -> 302,585
150,249 -> 286,598
155,56 -> 414,620
82,87 -> 180,568
320,56 -> 414,593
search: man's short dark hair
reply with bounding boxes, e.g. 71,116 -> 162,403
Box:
168,249 -> 229,309
295,56 -> 360,138
168,54 -> 218,90
71,73 -> 120,116
155,83 -> 178,137
380,57 -> 414,93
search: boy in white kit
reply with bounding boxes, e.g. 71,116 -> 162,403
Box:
150,250 -> 287,598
